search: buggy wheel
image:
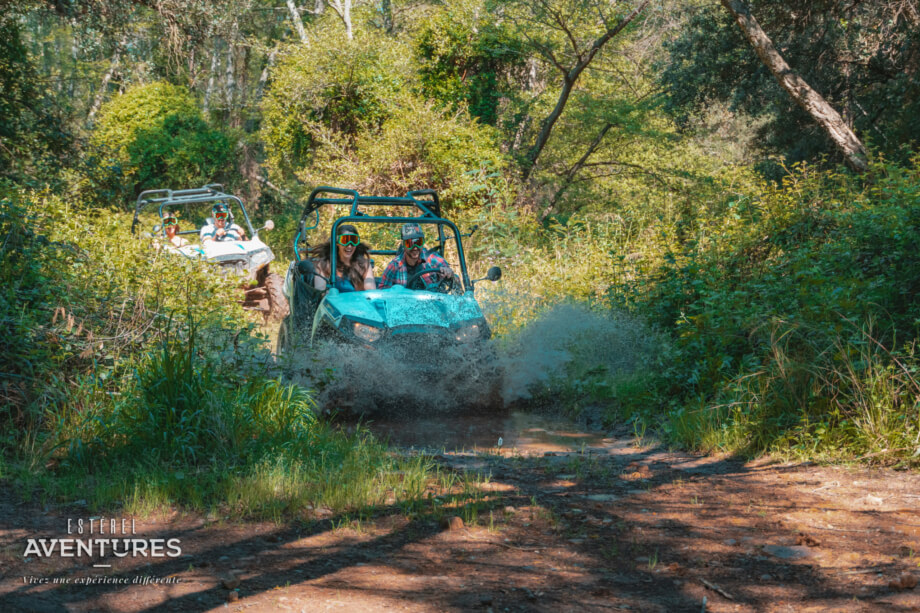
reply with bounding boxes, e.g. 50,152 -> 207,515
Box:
264,272 -> 289,322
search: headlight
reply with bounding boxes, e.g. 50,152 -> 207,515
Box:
251,249 -> 270,265
455,323 -> 481,343
353,322 -> 383,343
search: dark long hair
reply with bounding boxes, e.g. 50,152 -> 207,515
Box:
303,233 -> 371,289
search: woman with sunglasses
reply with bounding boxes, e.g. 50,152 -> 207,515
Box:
163,212 -> 190,247
303,224 -> 375,292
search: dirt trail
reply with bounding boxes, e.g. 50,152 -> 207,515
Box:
3,411 -> 920,612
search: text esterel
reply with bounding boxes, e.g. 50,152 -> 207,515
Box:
68,518 -> 136,535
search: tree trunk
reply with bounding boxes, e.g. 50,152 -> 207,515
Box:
327,0 -> 353,40
256,44 -> 280,101
380,0 -> 394,33
86,39 -> 125,124
286,0 -> 309,44
225,21 -> 238,119
720,0 -> 868,172
203,41 -> 220,115
522,0 -> 650,182
69,18 -> 79,99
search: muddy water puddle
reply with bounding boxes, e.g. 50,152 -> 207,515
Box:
365,410 -> 613,454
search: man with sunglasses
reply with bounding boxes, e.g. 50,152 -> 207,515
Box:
379,223 -> 456,290
200,202 -> 247,243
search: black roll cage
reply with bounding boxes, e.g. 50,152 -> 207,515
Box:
131,184 -> 257,238
295,187 -> 472,292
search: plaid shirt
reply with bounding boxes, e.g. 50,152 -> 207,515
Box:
379,249 -> 452,289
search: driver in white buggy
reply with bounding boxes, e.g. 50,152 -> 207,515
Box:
200,202 -> 247,243
378,223 -> 457,289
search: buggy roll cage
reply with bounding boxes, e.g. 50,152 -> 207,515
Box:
130,184 -> 257,238
295,187 -> 472,291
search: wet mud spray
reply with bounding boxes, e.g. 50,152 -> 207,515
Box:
280,299 -> 659,427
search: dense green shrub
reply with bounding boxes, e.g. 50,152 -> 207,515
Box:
301,98 -> 509,211
261,30 -> 413,182
414,0 -> 525,126
0,187 -> 242,435
617,156 -> 920,459
82,81 -> 234,204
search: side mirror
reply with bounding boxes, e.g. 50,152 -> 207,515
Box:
263,219 -> 275,231
472,266 -> 503,286
152,224 -> 162,233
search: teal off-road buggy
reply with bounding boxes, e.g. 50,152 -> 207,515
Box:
131,185 -> 288,320
277,187 -> 503,411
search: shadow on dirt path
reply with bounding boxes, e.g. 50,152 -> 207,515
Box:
3,410 -> 920,612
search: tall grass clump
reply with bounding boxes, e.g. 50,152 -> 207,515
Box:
37,312 -> 441,518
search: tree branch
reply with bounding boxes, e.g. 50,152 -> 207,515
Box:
540,122 -> 614,220
521,0 -> 651,182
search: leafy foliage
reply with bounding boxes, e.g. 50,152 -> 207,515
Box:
0,16 -> 71,183
615,156 -> 920,459
262,30 -> 508,211
86,81 -> 235,203
414,0 -> 525,125
261,30 -> 414,183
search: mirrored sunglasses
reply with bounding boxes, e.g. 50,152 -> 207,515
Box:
163,218 -> 178,227
215,211 -> 229,220
403,237 -> 424,249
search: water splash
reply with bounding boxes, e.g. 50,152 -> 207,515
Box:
494,303 -> 657,403
278,302 -> 658,415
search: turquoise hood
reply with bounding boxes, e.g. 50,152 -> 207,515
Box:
322,285 -> 485,329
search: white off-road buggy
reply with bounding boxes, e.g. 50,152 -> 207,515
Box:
131,185 -> 289,320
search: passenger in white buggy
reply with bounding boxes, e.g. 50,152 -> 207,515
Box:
162,211 -> 190,248
200,202 -> 247,243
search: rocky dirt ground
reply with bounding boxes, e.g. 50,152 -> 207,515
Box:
2,413 -> 920,612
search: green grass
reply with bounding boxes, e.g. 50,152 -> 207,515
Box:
22,326 -> 464,519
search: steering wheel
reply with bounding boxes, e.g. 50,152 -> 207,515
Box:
406,266 -> 459,294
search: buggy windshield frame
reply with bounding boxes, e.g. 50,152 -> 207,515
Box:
131,184 -> 257,238
295,187 -> 472,292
